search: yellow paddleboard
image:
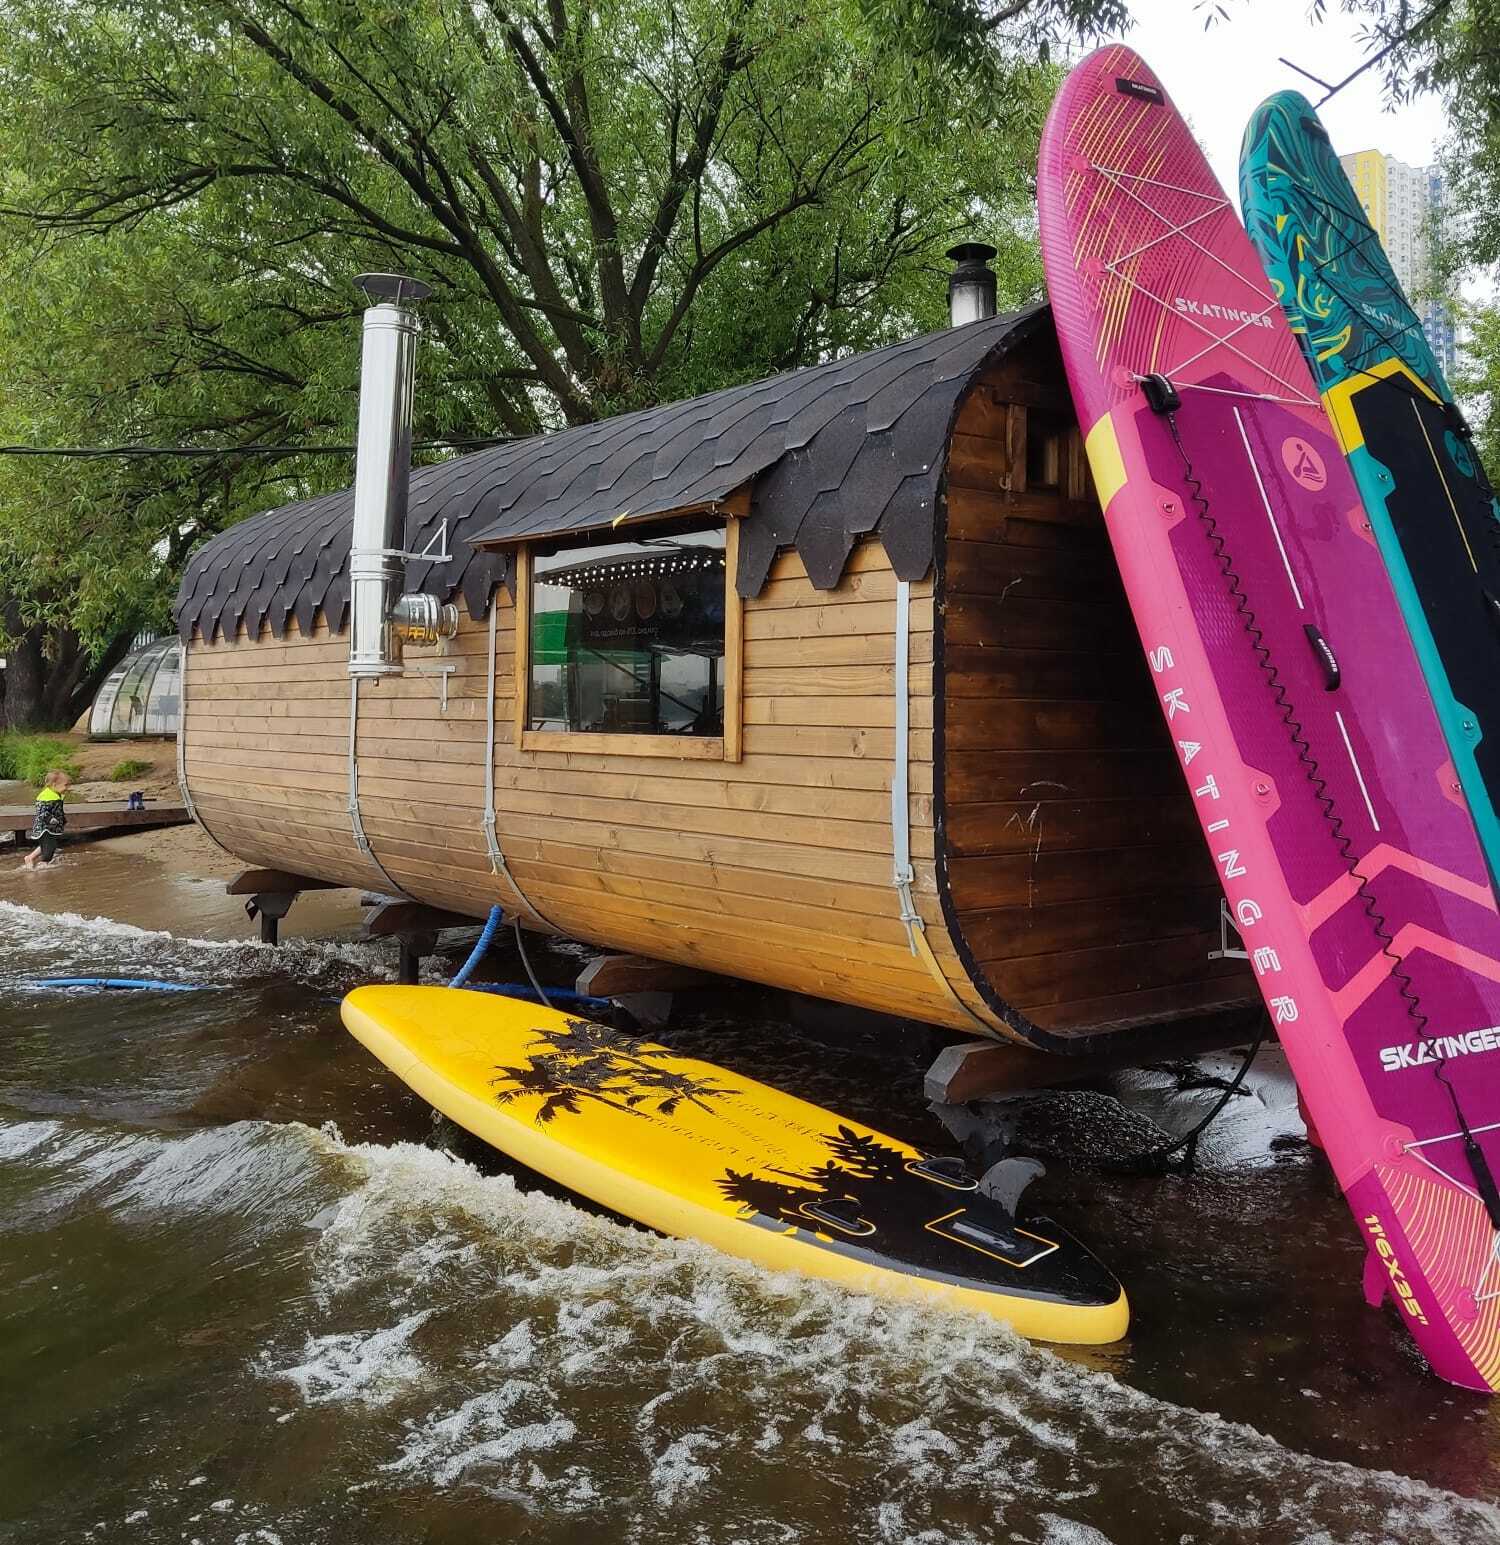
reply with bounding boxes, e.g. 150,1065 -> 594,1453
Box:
341,986 -> 1128,1345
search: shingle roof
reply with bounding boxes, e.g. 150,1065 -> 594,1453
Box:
175,304 -> 1046,642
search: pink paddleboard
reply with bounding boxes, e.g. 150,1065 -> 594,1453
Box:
1039,44 -> 1500,1390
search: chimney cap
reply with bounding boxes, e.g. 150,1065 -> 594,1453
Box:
355,272 -> 433,305
945,242 -> 998,265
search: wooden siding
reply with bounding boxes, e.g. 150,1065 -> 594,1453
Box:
184,540 -> 1001,1033
935,350 -> 1255,1037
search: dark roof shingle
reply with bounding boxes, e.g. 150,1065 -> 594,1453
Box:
175,305 -> 1045,641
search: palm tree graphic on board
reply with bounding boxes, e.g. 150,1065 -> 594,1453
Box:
490,1018 -> 736,1125
718,1126 -> 915,1227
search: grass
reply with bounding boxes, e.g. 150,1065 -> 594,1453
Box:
108,758 -> 153,782
0,732 -> 83,787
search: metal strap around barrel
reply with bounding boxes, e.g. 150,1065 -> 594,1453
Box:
481,597 -> 558,932
347,676 -> 411,899
889,578 -> 1005,1037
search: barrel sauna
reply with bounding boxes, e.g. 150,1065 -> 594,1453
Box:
175,304 -> 1254,1049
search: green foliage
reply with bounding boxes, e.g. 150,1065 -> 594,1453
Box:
0,0 -> 1117,685
107,758 -> 152,782
1325,5 -> 1500,462
0,733 -> 82,785
1452,299 -> 1500,473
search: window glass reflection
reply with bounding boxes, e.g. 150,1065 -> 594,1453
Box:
529,525 -> 726,737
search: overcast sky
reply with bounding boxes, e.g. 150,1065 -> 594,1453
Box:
1114,0 -> 1449,187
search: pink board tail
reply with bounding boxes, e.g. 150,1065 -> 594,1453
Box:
1039,44 -> 1500,1390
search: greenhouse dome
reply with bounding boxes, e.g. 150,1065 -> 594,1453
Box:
89,637 -> 181,739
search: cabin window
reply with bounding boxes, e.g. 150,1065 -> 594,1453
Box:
1025,405 -> 1070,492
515,519 -> 743,761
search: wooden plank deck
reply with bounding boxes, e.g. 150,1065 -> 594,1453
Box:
0,803 -> 190,834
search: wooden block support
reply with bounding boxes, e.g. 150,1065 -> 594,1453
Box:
226,868 -> 345,896
925,1009 -> 1267,1104
361,899 -> 478,938
576,953 -> 716,998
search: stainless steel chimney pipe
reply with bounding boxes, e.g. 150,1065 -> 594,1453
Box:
349,272 -> 433,678
946,242 -> 998,326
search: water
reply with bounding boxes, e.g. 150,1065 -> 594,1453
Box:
3,847 -> 1500,1543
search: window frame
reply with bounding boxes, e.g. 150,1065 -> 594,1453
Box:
513,517 -> 743,763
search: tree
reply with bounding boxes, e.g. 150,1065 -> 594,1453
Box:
3,0 -> 1100,414
0,215 -> 367,726
0,0 -> 1118,722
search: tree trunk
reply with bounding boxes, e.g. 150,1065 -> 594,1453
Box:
41,626 -> 136,730
1,604 -> 47,731
1,604 -> 137,731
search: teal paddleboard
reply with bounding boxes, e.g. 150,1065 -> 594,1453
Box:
1241,91 -> 1500,892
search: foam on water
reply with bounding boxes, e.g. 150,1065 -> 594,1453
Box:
232,1124 -> 1500,1543
4,1100 -> 1496,1542
0,895 -> 411,990
0,1115 -> 334,1238
2,900 -> 1494,1541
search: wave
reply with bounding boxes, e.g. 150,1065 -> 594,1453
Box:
0,895 -> 420,991
250,1126 -> 1500,1545
4,1106 -> 1495,1542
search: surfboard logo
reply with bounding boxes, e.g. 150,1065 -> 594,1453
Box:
1171,297 -> 1273,328
1378,1026 -> 1500,1073
1281,437 -> 1327,491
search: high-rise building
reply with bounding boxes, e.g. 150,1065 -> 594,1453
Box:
1338,148 -> 1459,380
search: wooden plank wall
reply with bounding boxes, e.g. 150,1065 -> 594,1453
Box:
186,624 -> 391,893
936,349 -> 1256,1036
184,543 -> 1001,1033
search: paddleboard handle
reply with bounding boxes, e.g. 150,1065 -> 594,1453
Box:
1303,623 -> 1342,690
1141,373 -> 1181,415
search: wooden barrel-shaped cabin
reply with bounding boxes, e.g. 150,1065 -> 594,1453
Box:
175,303 -> 1254,1050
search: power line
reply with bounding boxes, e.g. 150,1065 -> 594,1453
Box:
0,433 -> 524,460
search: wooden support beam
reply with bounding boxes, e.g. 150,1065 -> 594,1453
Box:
575,953 -> 716,998
361,899 -> 477,938
925,1010 -> 1266,1105
226,868 -> 346,897
0,802 -> 188,834
398,934 -> 437,985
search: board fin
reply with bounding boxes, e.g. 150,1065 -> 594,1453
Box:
977,1156 -> 1046,1215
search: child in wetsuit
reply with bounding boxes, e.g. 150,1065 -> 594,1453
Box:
22,769 -> 69,868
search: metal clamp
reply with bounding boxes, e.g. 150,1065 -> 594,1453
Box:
1208,896 -> 1250,961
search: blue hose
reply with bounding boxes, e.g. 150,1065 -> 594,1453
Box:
449,905 -> 504,988
25,977 -> 209,993
463,982 -> 610,1011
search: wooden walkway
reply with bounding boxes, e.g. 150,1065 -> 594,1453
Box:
0,802 -> 190,835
